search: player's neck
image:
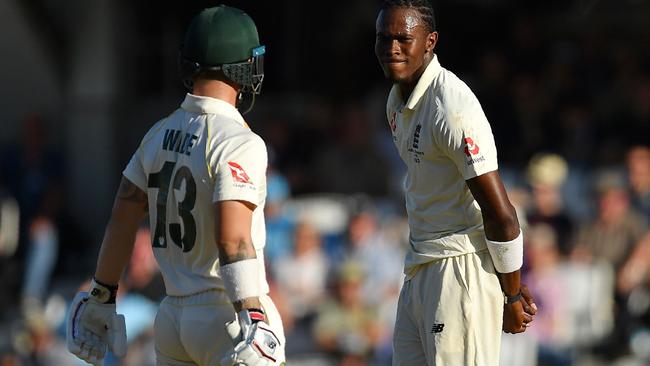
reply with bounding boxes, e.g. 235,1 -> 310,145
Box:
192,79 -> 239,107
398,56 -> 433,103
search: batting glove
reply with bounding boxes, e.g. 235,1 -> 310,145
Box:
221,308 -> 284,366
66,279 -> 127,366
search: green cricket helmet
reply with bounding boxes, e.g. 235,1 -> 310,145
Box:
179,5 -> 265,95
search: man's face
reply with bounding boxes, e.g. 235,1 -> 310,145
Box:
375,7 -> 437,85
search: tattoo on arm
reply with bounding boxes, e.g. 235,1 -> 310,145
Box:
218,240 -> 257,265
117,177 -> 148,211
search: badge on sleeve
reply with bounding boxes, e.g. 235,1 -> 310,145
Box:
227,162 -> 252,184
463,137 -> 486,166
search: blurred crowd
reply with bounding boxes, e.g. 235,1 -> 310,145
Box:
1,1 -> 650,366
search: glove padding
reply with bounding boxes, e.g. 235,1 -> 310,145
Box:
66,292 -> 127,366
221,310 -> 283,366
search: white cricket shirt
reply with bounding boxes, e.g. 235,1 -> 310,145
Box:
123,94 -> 269,297
386,55 -> 499,270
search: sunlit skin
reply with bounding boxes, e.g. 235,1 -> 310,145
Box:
375,7 -> 438,101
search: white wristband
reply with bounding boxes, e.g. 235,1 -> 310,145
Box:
219,259 -> 262,302
485,230 -> 523,273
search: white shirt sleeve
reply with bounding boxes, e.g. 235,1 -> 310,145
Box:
122,146 -> 148,191
435,91 -> 499,180
212,135 -> 267,206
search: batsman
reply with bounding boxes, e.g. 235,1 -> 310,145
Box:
66,5 -> 286,366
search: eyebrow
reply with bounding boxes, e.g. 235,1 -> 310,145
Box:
376,31 -> 415,38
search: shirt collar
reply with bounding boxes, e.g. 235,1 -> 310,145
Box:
180,93 -> 247,126
389,54 -> 443,111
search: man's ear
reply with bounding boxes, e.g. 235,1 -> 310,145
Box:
426,31 -> 439,53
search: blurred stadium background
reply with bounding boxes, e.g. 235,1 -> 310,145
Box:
1,0 -> 649,365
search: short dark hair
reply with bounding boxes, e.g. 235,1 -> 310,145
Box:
380,0 -> 436,33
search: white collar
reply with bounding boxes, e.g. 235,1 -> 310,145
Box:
181,94 -> 247,126
389,54 -> 443,111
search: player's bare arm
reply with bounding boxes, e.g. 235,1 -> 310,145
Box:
116,176 -> 149,210
95,176 -> 149,286
466,171 -> 537,333
215,200 -> 262,312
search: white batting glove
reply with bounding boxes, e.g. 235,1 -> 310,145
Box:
221,309 -> 284,366
66,279 -> 127,366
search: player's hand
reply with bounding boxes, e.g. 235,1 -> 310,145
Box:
66,285 -> 127,365
502,292 -> 534,334
221,309 -> 284,366
520,284 -> 537,316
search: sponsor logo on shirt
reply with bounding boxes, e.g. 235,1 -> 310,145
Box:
463,137 -> 485,166
463,137 -> 479,156
227,162 -> 252,184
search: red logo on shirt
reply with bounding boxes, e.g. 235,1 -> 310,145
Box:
464,137 -> 480,157
227,162 -> 252,184
389,112 -> 397,133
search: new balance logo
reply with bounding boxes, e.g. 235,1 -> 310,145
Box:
431,323 -> 445,333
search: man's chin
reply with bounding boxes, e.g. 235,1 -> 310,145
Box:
381,69 -> 399,81
386,73 -> 407,84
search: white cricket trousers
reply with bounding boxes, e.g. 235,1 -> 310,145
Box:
392,249 -> 504,366
154,290 -> 285,366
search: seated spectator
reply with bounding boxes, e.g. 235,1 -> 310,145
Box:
571,171 -> 648,270
524,224 -> 573,365
272,221 -> 329,357
618,232 -> 650,297
273,221 -> 329,321
331,207 -> 404,307
312,261 -> 383,366
626,145 -> 650,220
525,153 -> 575,256
527,222 -> 616,364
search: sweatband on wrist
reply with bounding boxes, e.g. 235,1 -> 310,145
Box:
485,229 -> 523,273
89,278 -> 118,304
219,259 -> 262,302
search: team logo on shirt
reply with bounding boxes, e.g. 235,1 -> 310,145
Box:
227,162 -> 252,184
463,137 -> 480,157
389,112 -> 397,133
413,124 -> 422,149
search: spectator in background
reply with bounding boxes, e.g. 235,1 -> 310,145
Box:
123,225 -> 165,302
0,115 -> 64,320
331,207 -> 404,307
618,232 -> 650,298
626,145 -> 650,220
272,220 -> 328,358
524,224 -> 573,366
273,221 -> 328,324
614,232 -> 650,362
571,171 -> 648,270
312,261 -> 383,366
264,152 -> 295,262
570,171 -> 643,360
525,153 -> 574,256
0,184 -> 20,318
